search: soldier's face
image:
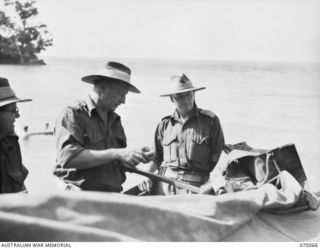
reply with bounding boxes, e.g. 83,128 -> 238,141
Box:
102,82 -> 129,111
0,103 -> 19,136
171,91 -> 195,114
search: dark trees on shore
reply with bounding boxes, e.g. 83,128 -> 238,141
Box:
0,0 -> 52,64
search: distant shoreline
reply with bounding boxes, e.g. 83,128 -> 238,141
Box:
39,55 -> 320,65
0,59 -> 46,66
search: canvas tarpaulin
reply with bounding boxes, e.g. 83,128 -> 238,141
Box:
0,171 -> 319,242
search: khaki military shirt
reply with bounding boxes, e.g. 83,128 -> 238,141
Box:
54,95 -> 127,192
153,107 -> 225,173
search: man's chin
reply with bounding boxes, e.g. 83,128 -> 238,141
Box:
112,105 -> 120,111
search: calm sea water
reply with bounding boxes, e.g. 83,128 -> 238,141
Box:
1,56 -> 319,192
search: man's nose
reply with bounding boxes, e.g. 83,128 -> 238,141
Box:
15,112 -> 20,118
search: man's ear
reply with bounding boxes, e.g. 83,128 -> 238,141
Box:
93,80 -> 107,93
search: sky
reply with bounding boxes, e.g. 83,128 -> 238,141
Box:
32,0 -> 320,62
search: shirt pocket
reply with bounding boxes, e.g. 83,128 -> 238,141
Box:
83,132 -> 104,149
162,134 -> 178,162
111,125 -> 127,148
111,134 -> 127,148
187,135 -> 210,164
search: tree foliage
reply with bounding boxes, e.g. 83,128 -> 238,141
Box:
0,0 -> 52,64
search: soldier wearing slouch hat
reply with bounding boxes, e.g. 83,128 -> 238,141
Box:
0,77 -> 31,193
54,61 -> 154,192
139,74 -> 225,195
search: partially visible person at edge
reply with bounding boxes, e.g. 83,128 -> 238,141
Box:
139,74 -> 225,195
53,61 -> 154,192
0,77 -> 31,194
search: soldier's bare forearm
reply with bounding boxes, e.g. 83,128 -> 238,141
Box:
65,148 -> 122,169
65,147 -> 149,170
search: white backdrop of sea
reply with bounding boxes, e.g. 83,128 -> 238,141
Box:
1,57 -> 319,192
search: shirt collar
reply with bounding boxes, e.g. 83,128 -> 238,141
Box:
107,110 -> 120,126
85,94 -> 97,116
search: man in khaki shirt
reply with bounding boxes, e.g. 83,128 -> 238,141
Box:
141,74 -> 225,195
54,61 -> 152,192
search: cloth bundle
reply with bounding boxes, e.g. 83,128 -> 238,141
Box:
222,143 -> 308,193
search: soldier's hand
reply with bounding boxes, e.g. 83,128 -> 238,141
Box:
138,177 -> 153,193
199,180 -> 214,195
118,148 -> 149,167
140,146 -> 155,162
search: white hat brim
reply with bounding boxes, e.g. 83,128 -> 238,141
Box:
159,86 -> 206,97
0,97 -> 32,107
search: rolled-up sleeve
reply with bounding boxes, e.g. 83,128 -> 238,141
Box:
152,122 -> 164,168
55,107 -> 85,168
